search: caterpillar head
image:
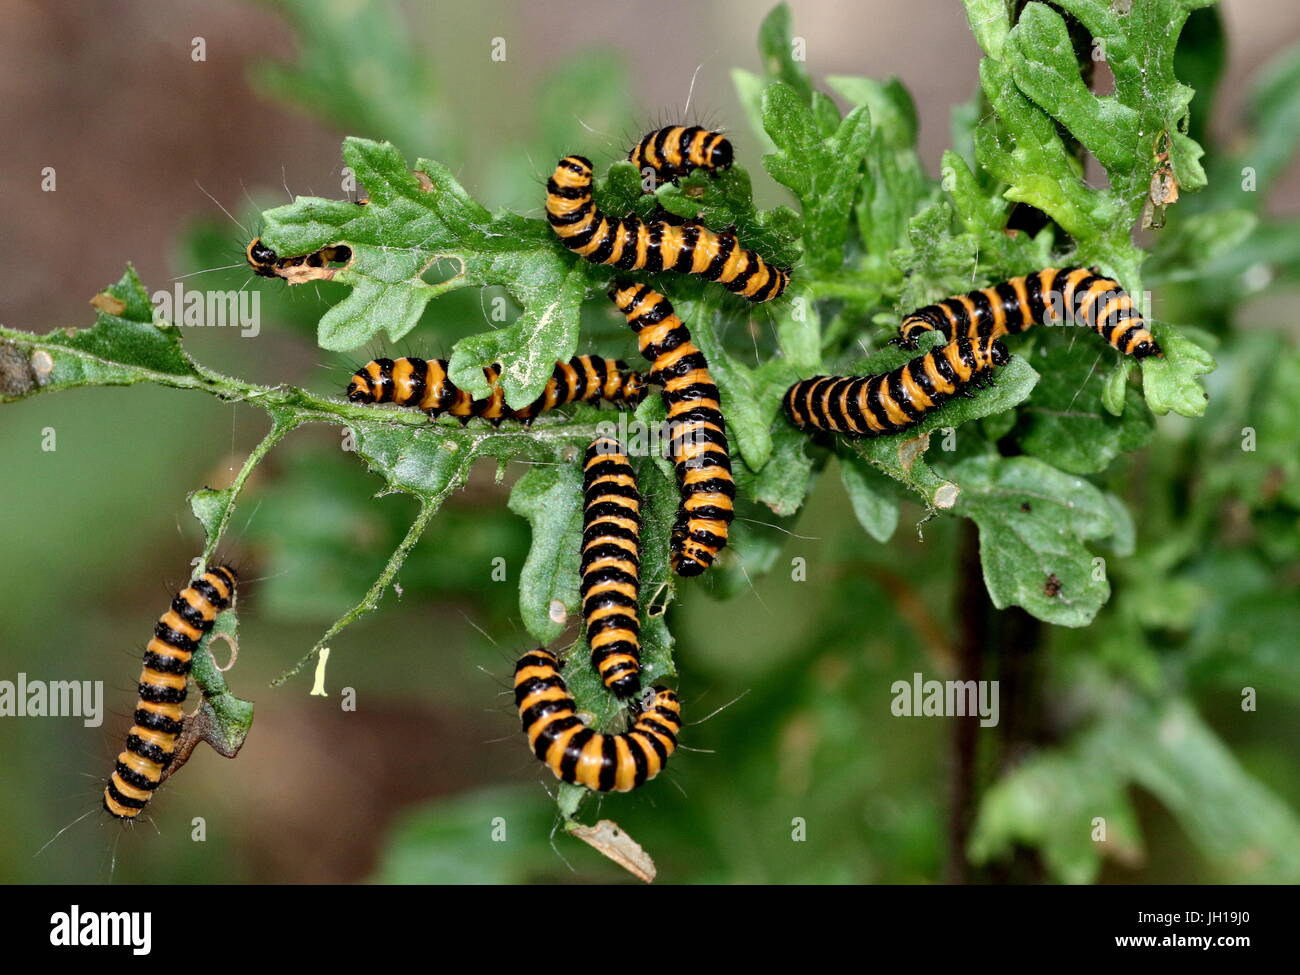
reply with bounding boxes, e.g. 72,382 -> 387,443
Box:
621,370 -> 649,407
345,371 -> 377,403
710,137 -> 734,171
245,238 -> 279,277
1131,338 -> 1163,359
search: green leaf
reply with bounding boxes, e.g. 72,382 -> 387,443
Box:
961,0 -> 1012,59
1139,322 -> 1214,417
761,83 -> 871,274
943,453 -> 1114,626
374,787 -> 598,883
975,694 -> 1300,883
1017,345 -> 1154,474
508,461 -> 584,646
837,454 -> 899,543
188,606 -> 255,755
1008,3 -> 1139,176
260,137 -> 605,406
1100,358 -> 1132,417
828,76 -> 930,260
757,3 -> 813,105
971,748 -> 1143,884
841,348 -> 1040,509
0,266 -> 204,401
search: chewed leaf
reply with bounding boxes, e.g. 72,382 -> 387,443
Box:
258,137 -> 606,406
0,266 -> 202,402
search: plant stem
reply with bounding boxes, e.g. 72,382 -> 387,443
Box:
272,496 -> 440,685
200,412 -> 304,564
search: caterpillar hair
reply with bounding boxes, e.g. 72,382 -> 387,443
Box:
245,238 -> 352,279
103,565 -> 237,820
783,337 -> 1011,437
346,355 -> 647,425
896,267 -> 1161,359
608,281 -> 735,576
546,155 -> 788,302
629,125 -> 733,189
513,649 -> 681,792
581,438 -> 642,698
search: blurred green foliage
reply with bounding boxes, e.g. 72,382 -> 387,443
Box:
2,0 -> 1298,884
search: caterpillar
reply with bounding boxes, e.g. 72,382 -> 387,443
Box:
513,648 -> 681,792
346,355 -> 647,425
546,155 -> 789,303
245,238 -> 352,279
581,438 -> 642,698
896,267 -> 1162,359
608,281 -> 735,576
783,336 -> 1011,437
103,565 -> 237,820
629,125 -> 733,189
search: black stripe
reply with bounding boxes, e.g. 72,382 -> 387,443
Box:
105,781 -> 149,811
583,591 -> 638,615
191,578 -> 225,609
154,622 -> 198,653
170,593 -> 209,630
126,734 -> 172,766
559,727 -> 595,781
598,735 -> 618,791
994,280 -> 1022,332
533,714 -> 581,761
404,357 -> 427,407
643,222 -> 666,273
138,682 -> 186,705
114,760 -> 161,792
134,708 -> 183,735
968,288 -> 996,342
142,650 -> 192,676
887,368 -> 925,421
704,231 -> 736,281
673,224 -> 700,272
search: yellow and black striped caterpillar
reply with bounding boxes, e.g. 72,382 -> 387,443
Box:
546,155 -> 789,303
783,337 -> 1010,437
514,648 -> 681,792
346,355 -> 647,425
896,267 -> 1162,359
609,281 -> 735,576
104,565 -> 237,820
581,438 -> 642,698
629,125 -> 733,189
245,238 -> 351,279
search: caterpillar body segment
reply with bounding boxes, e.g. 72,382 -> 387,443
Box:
581,438 -> 643,698
546,155 -> 789,302
104,566 -> 237,820
513,649 -> 681,793
896,267 -> 1161,359
783,337 -> 1011,438
629,126 -> 733,189
345,355 -> 647,425
607,281 -> 735,576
